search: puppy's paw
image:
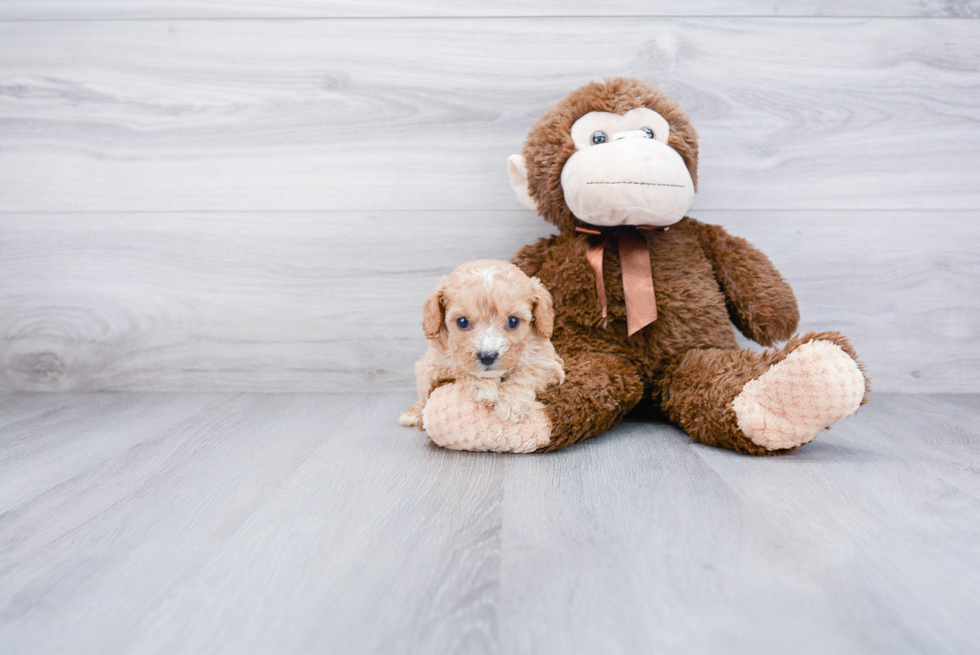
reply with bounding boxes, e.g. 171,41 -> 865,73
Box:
551,355 -> 567,386
494,387 -> 536,422
399,400 -> 425,427
469,378 -> 501,405
494,400 -> 534,422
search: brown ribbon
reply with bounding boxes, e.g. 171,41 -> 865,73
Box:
575,224 -> 667,336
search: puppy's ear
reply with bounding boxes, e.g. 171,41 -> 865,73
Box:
529,276 -> 555,339
422,279 -> 448,339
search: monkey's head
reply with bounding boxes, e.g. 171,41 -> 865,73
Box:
508,78 -> 699,232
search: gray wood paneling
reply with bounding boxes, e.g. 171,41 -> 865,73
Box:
1,209 -> 976,393
0,13 -> 977,393
0,18 -> 978,213
1,392 -> 977,653
0,1 -> 977,19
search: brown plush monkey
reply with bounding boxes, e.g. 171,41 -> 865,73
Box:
422,78 -> 869,455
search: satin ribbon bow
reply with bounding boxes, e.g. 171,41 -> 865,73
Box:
574,224 -> 669,336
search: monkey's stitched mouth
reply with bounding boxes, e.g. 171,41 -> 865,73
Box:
586,181 -> 685,188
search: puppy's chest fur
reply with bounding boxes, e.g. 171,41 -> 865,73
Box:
513,218 -> 737,372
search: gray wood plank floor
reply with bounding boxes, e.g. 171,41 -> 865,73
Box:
1,392 -> 977,654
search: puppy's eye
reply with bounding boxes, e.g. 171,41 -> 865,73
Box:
507,317 -> 520,329
455,317 -> 470,329
641,127 -> 654,139
590,131 -> 607,145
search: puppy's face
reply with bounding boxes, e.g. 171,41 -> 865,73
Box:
423,261 -> 555,378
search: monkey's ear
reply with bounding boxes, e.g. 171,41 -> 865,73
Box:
422,280 -> 448,340
529,276 -> 555,339
507,154 -> 538,211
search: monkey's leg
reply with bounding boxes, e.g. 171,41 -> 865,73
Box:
534,351 -> 645,452
659,331 -> 869,456
421,351 -> 643,453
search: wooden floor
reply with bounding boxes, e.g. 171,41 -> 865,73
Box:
1,392 -> 977,654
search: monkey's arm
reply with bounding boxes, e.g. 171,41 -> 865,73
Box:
689,219 -> 799,347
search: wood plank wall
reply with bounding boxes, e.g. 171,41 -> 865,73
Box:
1,2 -> 978,392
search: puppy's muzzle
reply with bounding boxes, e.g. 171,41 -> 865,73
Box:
477,351 -> 499,367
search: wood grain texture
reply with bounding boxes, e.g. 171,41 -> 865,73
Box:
1,209 -> 976,393
499,393 -> 980,654
0,392 -> 977,654
0,393 -> 503,654
1,14 -> 977,394
1,1 -> 977,19
0,18 -> 978,213
690,394 -> 980,655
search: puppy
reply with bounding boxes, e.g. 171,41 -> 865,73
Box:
399,259 -> 565,428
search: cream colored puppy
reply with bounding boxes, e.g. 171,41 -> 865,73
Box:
400,260 -> 565,427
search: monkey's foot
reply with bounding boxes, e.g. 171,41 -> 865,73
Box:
732,337 -> 866,451
422,383 -> 551,453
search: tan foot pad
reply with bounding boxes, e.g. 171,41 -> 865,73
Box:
422,383 -> 551,453
732,340 -> 865,451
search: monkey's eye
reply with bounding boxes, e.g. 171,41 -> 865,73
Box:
506,317 -> 520,329
590,131 -> 607,145
455,317 -> 470,329
641,127 -> 655,139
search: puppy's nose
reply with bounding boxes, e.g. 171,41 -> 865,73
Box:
477,351 -> 498,367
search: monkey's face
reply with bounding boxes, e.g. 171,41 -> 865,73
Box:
559,107 -> 694,228
507,78 -> 700,232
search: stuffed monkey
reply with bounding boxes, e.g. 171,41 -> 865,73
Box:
423,78 -> 869,455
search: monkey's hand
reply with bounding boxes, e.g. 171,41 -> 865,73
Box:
691,219 -> 799,346
422,382 -> 552,453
